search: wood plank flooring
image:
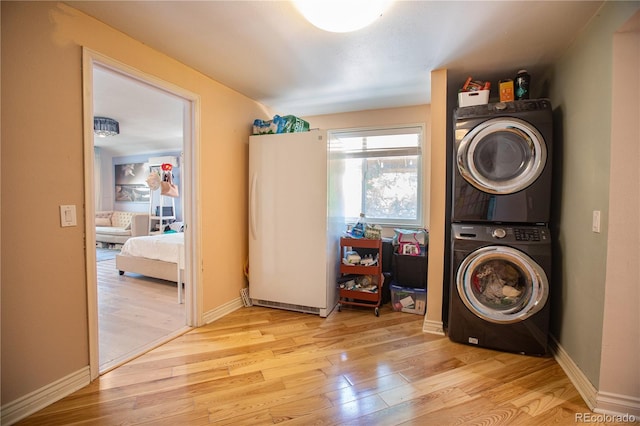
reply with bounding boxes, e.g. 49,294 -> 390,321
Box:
97,258 -> 187,372
18,305 -> 617,425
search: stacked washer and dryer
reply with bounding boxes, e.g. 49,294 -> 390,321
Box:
448,99 -> 553,356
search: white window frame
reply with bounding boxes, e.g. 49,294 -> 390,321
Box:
329,124 -> 425,227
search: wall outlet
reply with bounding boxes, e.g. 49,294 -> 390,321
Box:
592,210 -> 601,233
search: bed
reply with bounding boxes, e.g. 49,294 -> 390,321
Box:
116,232 -> 185,302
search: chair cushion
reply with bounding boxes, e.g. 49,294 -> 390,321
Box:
96,226 -> 131,237
111,211 -> 135,229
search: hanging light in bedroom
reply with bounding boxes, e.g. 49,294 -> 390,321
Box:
94,116 -> 120,137
293,0 -> 393,33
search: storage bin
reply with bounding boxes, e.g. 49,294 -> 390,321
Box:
392,252 -> 427,289
458,90 -> 489,107
390,283 -> 426,315
381,238 -> 394,273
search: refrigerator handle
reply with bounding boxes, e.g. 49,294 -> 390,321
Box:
249,172 -> 258,239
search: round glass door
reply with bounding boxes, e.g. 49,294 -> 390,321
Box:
457,117 -> 547,194
456,245 -> 548,324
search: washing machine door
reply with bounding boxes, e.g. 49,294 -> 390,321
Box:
456,245 -> 548,324
457,117 -> 547,194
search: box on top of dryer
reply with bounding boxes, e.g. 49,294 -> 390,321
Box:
458,90 -> 490,107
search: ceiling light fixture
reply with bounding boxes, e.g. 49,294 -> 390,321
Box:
293,0 -> 393,33
94,116 -> 120,137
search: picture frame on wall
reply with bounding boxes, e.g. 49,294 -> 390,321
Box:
115,184 -> 149,202
115,163 -> 149,202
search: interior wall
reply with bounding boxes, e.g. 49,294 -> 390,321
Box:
305,101 -> 452,333
99,148 -> 115,211
424,69 -> 449,333
1,1 -> 267,405
599,10 -> 640,407
110,151 -> 183,218
303,105 -> 430,132
303,104 -> 431,229
549,1 -> 639,390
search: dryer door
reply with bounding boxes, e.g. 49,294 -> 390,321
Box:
457,117 -> 546,194
456,245 -> 548,324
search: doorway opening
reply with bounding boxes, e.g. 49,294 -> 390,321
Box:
82,49 -> 201,378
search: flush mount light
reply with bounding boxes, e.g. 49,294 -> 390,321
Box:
293,0 -> 393,33
93,116 -> 120,137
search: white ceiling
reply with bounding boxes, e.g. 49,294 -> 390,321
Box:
73,0 -> 603,155
93,66 -> 185,156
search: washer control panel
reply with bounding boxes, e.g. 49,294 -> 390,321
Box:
453,223 -> 550,243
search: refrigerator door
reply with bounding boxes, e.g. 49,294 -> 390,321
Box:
249,130 -> 333,314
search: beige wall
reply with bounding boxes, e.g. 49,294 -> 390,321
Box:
303,105 -> 436,311
303,104 -> 431,231
600,10 -> 639,406
304,105 -> 430,131
549,0 -> 639,397
424,69 -> 449,333
1,2 -> 267,404
304,99 -> 450,334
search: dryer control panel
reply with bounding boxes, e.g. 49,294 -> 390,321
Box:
454,98 -> 552,120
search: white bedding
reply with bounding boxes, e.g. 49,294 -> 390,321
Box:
120,232 -> 184,263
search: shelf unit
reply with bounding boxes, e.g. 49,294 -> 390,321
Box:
338,237 -> 383,316
148,188 -> 175,235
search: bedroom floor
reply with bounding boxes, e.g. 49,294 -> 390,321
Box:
97,257 -> 187,372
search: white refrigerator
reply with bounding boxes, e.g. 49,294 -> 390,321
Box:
249,129 -> 344,317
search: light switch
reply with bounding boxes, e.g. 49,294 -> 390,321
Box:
592,210 -> 601,233
60,205 -> 77,227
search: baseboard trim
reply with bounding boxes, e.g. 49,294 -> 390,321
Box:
550,336 -> 640,417
422,319 -> 445,336
2,297 -> 247,425
595,391 -> 640,418
549,335 -> 597,410
202,296 -> 244,324
1,366 -> 91,426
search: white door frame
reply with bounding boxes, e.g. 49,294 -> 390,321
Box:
82,48 -> 202,380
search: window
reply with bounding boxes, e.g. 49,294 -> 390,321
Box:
329,125 -> 424,226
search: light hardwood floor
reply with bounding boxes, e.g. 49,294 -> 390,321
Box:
18,305 -> 622,425
97,257 -> 187,372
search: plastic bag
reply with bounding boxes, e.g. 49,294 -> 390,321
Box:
394,228 -> 428,255
393,228 -> 428,245
146,171 -> 161,191
160,163 -> 179,198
